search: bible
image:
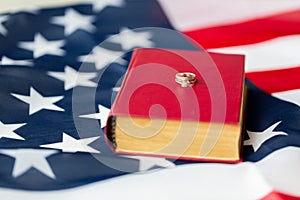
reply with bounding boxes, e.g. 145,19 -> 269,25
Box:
105,48 -> 246,163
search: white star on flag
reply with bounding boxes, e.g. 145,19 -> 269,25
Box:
0,121 -> 25,140
107,27 -> 154,50
0,149 -> 58,178
88,0 -> 124,12
48,66 -> 97,90
0,15 -> 8,35
78,46 -> 127,70
123,155 -> 175,171
40,132 -> 100,153
79,104 -> 110,128
244,121 -> 288,152
18,33 -> 65,58
112,86 -> 120,92
0,56 -> 33,66
51,8 -> 96,36
11,87 -> 64,115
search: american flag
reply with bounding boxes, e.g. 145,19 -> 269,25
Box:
0,0 -> 299,199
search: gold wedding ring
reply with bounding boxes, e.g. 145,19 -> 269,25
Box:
175,72 -> 197,87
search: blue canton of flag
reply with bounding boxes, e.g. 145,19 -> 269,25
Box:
244,80 -> 300,162
0,0 -> 197,190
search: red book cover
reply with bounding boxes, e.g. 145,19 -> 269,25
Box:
106,48 -> 245,163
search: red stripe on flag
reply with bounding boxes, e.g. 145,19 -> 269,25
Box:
183,9 -> 300,49
261,191 -> 300,200
246,66 -> 300,93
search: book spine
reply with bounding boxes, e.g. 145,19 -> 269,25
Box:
105,49 -> 141,150
105,116 -> 117,149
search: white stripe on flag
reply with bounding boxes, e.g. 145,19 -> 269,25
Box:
209,35 -> 300,72
273,89 -> 300,107
158,0 -> 300,30
1,147 -> 299,199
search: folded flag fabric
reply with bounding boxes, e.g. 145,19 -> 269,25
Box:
0,0 -> 299,199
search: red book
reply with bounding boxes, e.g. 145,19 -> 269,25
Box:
105,48 -> 245,163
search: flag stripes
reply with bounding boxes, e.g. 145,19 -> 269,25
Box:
182,9 -> 300,49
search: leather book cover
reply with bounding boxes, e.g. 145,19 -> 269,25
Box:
105,48 -> 245,163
